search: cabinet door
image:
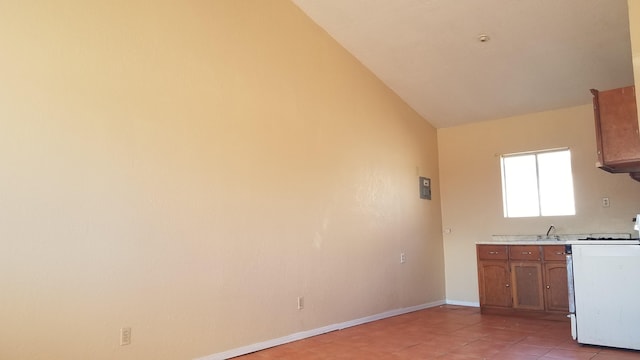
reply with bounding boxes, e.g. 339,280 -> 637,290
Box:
544,262 -> 569,312
477,260 -> 512,308
592,86 -> 640,172
511,262 -> 544,310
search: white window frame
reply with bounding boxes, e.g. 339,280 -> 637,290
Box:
501,148 -> 576,218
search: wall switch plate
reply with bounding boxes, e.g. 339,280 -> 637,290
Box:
297,296 -> 304,310
400,253 -> 406,263
419,177 -> 431,200
602,197 -> 610,207
120,327 -> 131,346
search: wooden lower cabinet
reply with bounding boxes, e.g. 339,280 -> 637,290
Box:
477,244 -> 568,318
477,261 -> 512,308
544,262 -> 569,312
511,261 -> 544,310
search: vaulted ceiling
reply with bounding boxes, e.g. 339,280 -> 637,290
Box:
292,0 -> 634,128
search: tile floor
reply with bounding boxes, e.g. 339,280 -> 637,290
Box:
234,305 -> 640,359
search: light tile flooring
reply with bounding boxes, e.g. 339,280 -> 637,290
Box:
234,305 -> 640,359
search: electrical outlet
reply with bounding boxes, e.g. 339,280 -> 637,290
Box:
602,197 -> 610,207
400,253 -> 406,264
297,296 -> 304,310
120,327 -> 131,346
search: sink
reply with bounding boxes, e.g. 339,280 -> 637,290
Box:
487,234 -> 570,245
536,235 -> 561,241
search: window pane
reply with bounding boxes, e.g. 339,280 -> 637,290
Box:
538,150 -> 575,216
501,148 -> 576,218
503,155 -> 539,217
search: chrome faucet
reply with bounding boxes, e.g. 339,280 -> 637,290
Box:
546,225 -> 556,237
539,225 -> 560,241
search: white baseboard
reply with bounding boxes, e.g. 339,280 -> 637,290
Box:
445,299 -> 480,307
194,299 -> 446,360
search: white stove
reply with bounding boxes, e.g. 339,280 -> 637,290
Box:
569,239 -> 640,245
566,240 -> 640,350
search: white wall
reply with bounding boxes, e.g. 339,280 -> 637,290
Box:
438,104 -> 640,303
0,1 -> 445,359
629,0 -> 640,126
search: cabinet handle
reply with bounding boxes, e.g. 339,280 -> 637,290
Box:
505,284 -> 510,287
546,285 -> 550,289
521,251 -> 532,255
555,252 -> 565,255
488,251 -> 499,255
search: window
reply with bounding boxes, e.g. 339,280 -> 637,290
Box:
501,148 -> 575,218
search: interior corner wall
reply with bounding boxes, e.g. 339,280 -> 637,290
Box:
629,0 -> 640,126
0,1 -> 444,359
438,105 -> 640,304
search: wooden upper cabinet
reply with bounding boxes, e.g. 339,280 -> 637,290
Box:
591,86 -> 640,173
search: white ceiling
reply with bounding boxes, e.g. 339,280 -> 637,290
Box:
291,0 -> 634,128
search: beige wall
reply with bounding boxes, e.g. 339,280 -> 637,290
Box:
438,105 -> 640,303
0,1 -> 444,359
630,0 -> 640,125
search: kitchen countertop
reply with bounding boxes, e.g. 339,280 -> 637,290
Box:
479,240 -> 640,245
478,240 -> 567,245
477,233 -> 639,246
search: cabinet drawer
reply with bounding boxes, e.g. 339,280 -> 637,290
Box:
543,245 -> 567,261
509,245 -> 541,261
477,245 -> 508,260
